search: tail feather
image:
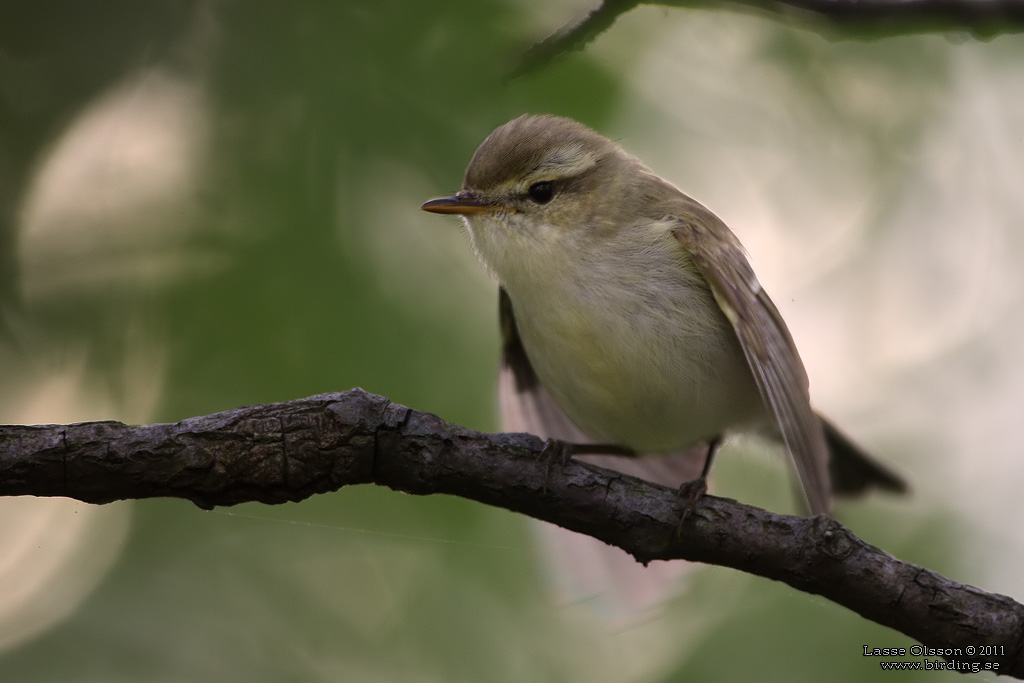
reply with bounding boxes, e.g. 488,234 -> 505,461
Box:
823,418 -> 908,497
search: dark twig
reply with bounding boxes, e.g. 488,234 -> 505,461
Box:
2,388 -> 1023,677
511,0 -> 1024,77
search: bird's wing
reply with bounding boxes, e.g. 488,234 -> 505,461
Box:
670,212 -> 832,514
497,287 -> 594,445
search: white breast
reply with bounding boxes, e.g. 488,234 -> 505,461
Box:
471,214 -> 766,452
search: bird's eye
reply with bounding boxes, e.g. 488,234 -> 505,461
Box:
527,181 -> 555,205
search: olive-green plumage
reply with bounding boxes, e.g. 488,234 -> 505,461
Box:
423,115 -> 906,514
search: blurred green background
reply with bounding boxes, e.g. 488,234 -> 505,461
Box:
2,1 -> 1022,681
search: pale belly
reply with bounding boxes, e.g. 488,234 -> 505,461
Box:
510,271 -> 766,452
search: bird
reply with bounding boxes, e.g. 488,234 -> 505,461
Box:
421,114 -> 906,517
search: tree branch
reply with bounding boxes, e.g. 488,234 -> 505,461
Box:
510,0 -> 1024,77
2,388 -> 1023,676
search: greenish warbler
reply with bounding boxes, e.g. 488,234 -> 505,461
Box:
422,115 -> 905,514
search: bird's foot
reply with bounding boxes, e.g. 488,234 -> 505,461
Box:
673,476 -> 708,537
538,439 -> 576,493
537,440 -> 632,491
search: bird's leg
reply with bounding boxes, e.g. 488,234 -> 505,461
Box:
538,439 -> 633,492
674,437 -> 721,535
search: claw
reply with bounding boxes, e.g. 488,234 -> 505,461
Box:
539,438 -> 574,492
674,476 -> 708,536
673,437 -> 721,537
535,440 -> 635,492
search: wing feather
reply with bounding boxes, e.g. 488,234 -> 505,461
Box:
672,215 -> 832,514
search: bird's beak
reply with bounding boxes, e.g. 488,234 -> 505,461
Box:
420,193 -> 497,215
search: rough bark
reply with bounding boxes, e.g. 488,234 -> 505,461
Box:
1,389 -> 1022,676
